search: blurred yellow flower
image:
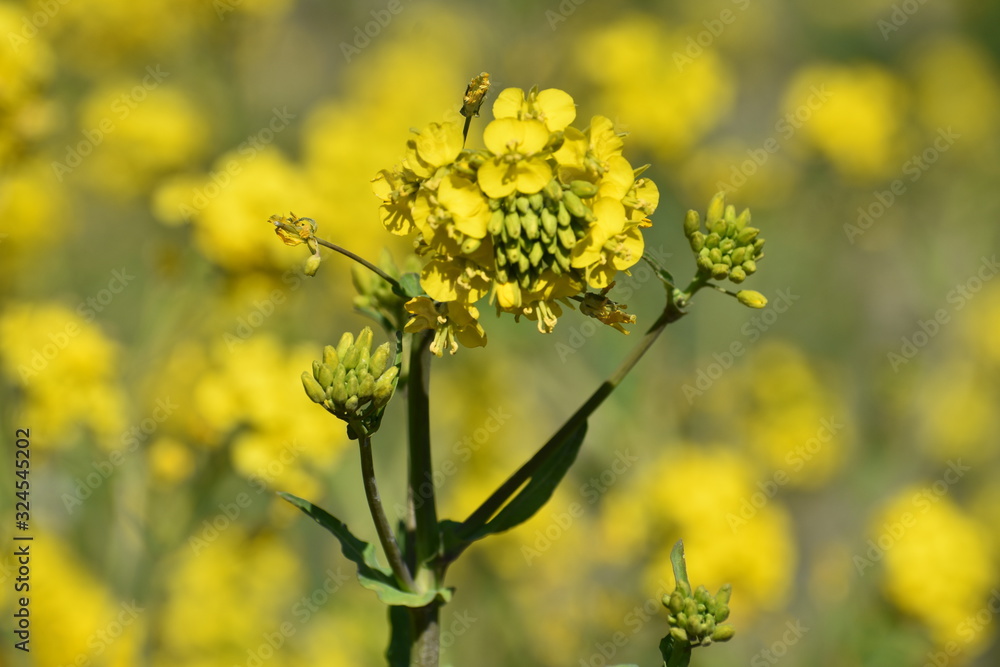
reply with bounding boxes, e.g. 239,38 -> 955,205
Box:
0,301 -> 126,446
782,63 -> 909,181
577,15 -> 735,160
870,489 -> 997,651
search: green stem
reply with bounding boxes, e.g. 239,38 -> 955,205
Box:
314,236 -> 402,293
359,434 -> 415,592
410,602 -> 441,667
455,278 -> 709,543
407,331 -> 439,570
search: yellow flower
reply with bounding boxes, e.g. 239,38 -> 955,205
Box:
571,198 -> 645,289
477,118 -> 553,198
371,167 -> 418,236
404,297 -> 487,356
492,87 -> 577,132
404,121 -> 464,178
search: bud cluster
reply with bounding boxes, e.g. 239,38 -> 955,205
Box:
488,179 -> 597,291
684,192 -> 764,284
301,327 -> 398,434
662,581 -> 735,648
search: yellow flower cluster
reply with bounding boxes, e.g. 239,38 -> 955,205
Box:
871,489 -> 997,652
373,87 -> 659,353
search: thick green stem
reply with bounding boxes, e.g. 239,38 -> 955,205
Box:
406,331 -> 439,570
359,434 -> 415,592
410,602 -> 441,667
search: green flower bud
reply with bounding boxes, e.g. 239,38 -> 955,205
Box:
556,201 -> 571,226
724,204 -> 737,224
331,378 -> 349,405
517,253 -> 530,274
705,232 -> 720,249
316,362 -> 334,387
304,253 -> 321,276
735,208 -> 751,230
346,372 -> 359,400
736,227 -> 759,245
737,290 -> 767,308
540,208 -> 558,236
561,190 -> 588,218
335,332 -> 354,360
344,395 -> 359,413
529,242 -> 545,266
302,371 -> 327,403
569,179 -> 599,198
714,605 -> 730,623
669,627 -> 689,644
488,208 -> 505,236
683,210 -> 700,238
504,212 -> 521,240
696,255 -> 714,272
731,247 -> 746,265
689,231 -> 706,252
544,179 -> 563,201
729,266 -> 747,283
370,343 -> 391,378
712,263 -> 730,280
374,366 -> 399,408
719,238 -> 735,253
706,192 -> 725,223
461,237 -> 482,254
742,259 -> 757,275
557,226 -> 577,249
342,344 -> 361,370
358,374 -> 375,401
553,246 -> 571,272
528,192 -> 544,211
710,625 -> 735,642
710,218 -> 727,236
323,345 -> 338,368
708,248 -> 723,264
522,210 -> 540,239
694,585 -> 711,604
515,196 -> 530,214
356,327 -> 374,354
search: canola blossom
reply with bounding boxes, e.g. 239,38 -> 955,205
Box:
372,87 -> 659,353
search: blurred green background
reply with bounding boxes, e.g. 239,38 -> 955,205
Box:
2,0 -> 1000,665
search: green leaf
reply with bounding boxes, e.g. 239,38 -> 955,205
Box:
398,272 -> 424,298
386,605 -> 412,667
659,635 -> 692,667
669,540 -> 690,590
278,492 -> 449,608
461,420 -> 587,542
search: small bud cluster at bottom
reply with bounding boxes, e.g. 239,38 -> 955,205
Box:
662,581 -> 735,648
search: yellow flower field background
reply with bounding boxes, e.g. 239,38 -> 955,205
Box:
1,1 -> 999,665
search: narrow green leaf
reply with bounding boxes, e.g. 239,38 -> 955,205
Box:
462,420 -> 587,541
659,635 -> 692,667
278,492 -> 449,608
